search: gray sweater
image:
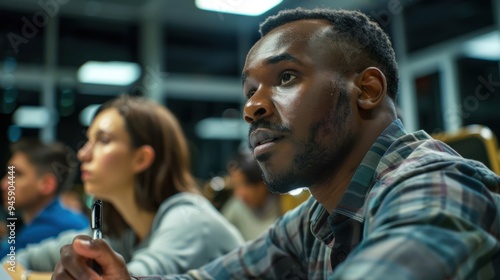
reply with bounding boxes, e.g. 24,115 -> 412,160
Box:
10,193 -> 244,276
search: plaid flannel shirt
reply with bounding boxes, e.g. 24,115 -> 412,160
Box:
141,120 -> 500,280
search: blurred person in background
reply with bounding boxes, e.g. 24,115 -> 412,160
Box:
6,95 -> 243,277
222,150 -> 282,241
59,185 -> 90,218
202,176 -> 234,211
0,139 -> 89,256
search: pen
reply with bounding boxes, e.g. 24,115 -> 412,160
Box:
92,199 -> 103,239
91,199 -> 103,274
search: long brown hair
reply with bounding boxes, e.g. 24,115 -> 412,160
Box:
93,95 -> 199,237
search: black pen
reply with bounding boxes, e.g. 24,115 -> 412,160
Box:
91,199 -> 103,274
92,199 -> 103,239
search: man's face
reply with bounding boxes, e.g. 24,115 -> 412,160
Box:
1,152 -> 43,209
242,19 -> 356,193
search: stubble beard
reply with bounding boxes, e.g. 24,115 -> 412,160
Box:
263,85 -> 354,194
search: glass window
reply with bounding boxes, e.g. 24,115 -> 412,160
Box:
415,72 -> 444,133
0,10 -> 45,64
404,0 -> 493,53
58,17 -> 138,67
457,57 -> 500,137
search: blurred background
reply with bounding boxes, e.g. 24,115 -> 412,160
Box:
0,0 -> 499,182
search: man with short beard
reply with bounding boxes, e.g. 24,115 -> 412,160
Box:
52,8 -> 500,280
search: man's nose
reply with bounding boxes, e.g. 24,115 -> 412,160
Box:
243,87 -> 274,123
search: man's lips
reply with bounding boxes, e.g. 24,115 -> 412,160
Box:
249,129 -> 284,149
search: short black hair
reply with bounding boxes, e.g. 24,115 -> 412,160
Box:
259,8 -> 399,100
227,150 -> 262,185
10,139 -> 76,194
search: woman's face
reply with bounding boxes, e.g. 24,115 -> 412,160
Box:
78,108 -> 137,200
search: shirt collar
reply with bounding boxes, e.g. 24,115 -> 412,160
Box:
310,119 -> 407,242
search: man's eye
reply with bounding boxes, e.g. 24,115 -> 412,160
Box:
246,90 -> 256,99
280,73 -> 296,85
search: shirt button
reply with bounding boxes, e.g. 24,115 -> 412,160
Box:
336,251 -> 346,262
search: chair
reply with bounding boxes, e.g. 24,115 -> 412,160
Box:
432,125 -> 500,176
280,188 -> 310,214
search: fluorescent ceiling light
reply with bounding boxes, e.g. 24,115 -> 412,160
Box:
195,117 -> 248,140
79,104 -> 101,126
195,0 -> 282,16
77,61 -> 141,86
13,106 -> 54,128
463,31 -> 500,61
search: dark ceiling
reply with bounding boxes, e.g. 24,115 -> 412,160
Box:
0,0 -> 394,83
0,0 -> 497,179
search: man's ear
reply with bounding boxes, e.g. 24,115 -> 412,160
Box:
38,173 -> 57,196
355,67 -> 387,110
133,145 -> 155,174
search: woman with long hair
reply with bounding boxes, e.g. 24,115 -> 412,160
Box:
10,95 -> 243,276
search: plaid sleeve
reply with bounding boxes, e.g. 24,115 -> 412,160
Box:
155,198 -> 315,280
194,198 -> 315,279
332,161 -> 500,279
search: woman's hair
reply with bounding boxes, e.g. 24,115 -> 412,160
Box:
93,95 -> 199,237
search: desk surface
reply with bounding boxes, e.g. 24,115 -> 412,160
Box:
3,263 -> 52,280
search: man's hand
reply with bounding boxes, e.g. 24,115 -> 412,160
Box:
52,235 -> 131,280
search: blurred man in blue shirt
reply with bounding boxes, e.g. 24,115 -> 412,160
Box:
0,139 -> 89,257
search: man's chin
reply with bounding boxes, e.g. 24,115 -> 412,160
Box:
264,179 -> 298,194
